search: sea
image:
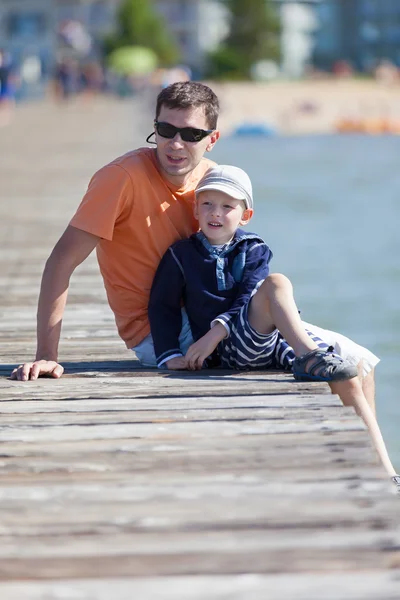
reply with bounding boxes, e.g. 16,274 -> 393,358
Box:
211,133 -> 400,472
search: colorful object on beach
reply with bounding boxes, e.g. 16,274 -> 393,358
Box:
232,122 -> 277,137
336,117 -> 400,135
107,46 -> 158,76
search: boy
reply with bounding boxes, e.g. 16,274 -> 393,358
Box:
149,164 -> 355,378
149,165 -> 399,485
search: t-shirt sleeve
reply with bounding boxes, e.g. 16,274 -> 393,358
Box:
70,164 -> 132,241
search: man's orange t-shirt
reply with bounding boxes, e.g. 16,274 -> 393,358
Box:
70,147 -> 214,348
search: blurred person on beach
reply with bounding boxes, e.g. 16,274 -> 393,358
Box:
160,65 -> 192,89
79,61 -> 105,103
10,82 -> 385,435
147,164 -> 398,484
53,58 -> 79,101
0,49 -> 16,126
332,60 -> 354,79
374,59 -> 399,86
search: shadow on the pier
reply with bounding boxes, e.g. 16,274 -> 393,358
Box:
0,360 -> 142,378
1,360 -> 290,382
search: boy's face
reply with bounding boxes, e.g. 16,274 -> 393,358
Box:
155,106 -> 219,185
194,190 -> 253,245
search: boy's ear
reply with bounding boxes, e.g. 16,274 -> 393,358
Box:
240,208 -> 253,225
193,197 -> 199,219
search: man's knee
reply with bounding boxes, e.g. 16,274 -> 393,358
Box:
132,334 -> 158,367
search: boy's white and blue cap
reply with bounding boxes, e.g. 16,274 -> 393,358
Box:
195,165 -> 253,210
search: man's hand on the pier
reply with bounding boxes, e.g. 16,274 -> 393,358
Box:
10,360 -> 64,381
165,356 -> 187,370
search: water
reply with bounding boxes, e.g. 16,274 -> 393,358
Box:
212,134 -> 400,471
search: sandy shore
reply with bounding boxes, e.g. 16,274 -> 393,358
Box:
5,79 -> 400,138
209,79 -> 400,135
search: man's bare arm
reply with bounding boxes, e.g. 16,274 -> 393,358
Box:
11,225 -> 101,381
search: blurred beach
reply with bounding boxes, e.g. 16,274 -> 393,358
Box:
4,78 -> 400,135
212,79 -> 400,135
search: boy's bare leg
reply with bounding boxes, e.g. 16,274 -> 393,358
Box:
249,274 -> 396,477
248,273 -> 319,356
330,378 -> 396,477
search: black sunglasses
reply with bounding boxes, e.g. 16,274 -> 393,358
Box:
154,120 -> 214,142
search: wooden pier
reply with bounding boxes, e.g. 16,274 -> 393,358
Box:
0,98 -> 399,599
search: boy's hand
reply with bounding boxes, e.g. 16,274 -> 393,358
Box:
185,323 -> 227,370
165,356 -> 187,370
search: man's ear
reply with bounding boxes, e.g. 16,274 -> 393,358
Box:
206,129 -> 220,152
240,208 -> 253,225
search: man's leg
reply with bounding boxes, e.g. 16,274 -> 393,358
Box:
361,368 -> 376,416
330,377 -> 395,477
132,333 -> 158,367
302,320 -> 379,416
133,309 -> 194,367
248,273 -> 396,477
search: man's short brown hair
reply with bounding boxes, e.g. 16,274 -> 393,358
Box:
155,81 -> 219,130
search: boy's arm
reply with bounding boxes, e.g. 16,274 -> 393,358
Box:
148,248 -> 186,368
11,226 -> 100,381
213,242 -> 272,337
184,244 -> 271,370
185,322 -> 227,370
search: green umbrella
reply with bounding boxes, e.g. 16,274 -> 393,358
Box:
107,46 -> 158,76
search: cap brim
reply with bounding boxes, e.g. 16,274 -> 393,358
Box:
195,182 -> 247,201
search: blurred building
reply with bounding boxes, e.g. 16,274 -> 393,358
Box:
0,0 -> 229,100
55,0 -> 227,76
0,0 -> 56,98
56,0 -> 117,43
272,0 -> 321,77
313,0 -> 400,71
155,0 -> 228,76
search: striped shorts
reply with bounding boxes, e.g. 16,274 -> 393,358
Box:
218,301 -> 328,370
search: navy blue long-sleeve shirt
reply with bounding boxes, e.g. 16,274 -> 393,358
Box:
148,228 -> 272,367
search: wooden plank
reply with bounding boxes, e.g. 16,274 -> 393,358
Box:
0,376 -> 329,400
0,493 -> 397,536
0,394 -> 340,413
0,572 -> 400,600
0,527 -> 398,578
0,417 -> 367,444
0,406 -> 356,426
0,454 -> 374,478
0,428 -> 371,454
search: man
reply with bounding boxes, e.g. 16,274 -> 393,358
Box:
11,82 -> 219,380
10,81 -> 378,413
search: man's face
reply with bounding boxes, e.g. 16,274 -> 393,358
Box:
155,105 -> 219,185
